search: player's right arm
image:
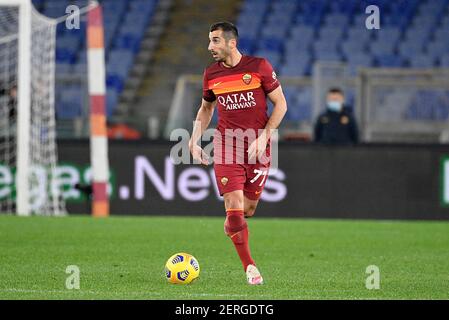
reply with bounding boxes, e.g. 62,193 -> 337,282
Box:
189,69 -> 217,165
188,98 -> 216,165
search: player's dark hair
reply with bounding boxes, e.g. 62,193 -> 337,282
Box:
210,21 -> 239,41
328,87 -> 344,96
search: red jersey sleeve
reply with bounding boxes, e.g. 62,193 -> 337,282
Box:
260,58 -> 280,94
202,69 -> 216,102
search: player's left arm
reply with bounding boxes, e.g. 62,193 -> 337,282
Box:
265,86 -> 288,135
248,86 -> 287,160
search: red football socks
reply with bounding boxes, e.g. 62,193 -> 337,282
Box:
224,209 -> 255,271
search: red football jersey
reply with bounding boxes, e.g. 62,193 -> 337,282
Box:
203,55 -> 280,164
203,55 -> 280,133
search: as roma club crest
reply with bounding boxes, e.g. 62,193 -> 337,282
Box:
242,73 -> 252,85
221,177 -> 228,185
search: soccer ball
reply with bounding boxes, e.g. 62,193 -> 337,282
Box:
165,252 -> 200,284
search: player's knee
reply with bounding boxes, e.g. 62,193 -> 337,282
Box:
245,205 -> 256,218
224,195 -> 243,210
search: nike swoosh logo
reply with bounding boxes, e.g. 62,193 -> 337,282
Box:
213,82 -> 222,87
255,191 -> 262,195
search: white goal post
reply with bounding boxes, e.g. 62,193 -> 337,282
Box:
0,0 -> 63,216
8,0 -> 31,216
0,0 -> 108,216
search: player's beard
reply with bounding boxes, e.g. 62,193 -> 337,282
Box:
211,47 -> 231,62
212,52 -> 225,62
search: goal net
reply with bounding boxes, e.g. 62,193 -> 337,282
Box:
0,1 -> 65,215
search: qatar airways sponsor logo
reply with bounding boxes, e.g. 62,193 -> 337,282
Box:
218,91 -> 256,111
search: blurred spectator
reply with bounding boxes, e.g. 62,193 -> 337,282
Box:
314,88 -> 358,145
8,85 -> 16,119
0,84 -> 17,121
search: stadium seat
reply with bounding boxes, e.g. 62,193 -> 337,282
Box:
56,63 -> 72,74
313,40 -> 339,55
253,50 -> 281,71
42,0 -> 157,119
272,0 -> 298,13
114,33 -> 142,53
56,86 -> 84,119
341,40 -> 367,58
351,14 -> 369,28
257,37 -> 284,54
106,88 -> 119,116
398,41 -> 425,60
107,50 -> 135,81
237,22 -> 259,39
296,89 -> 313,121
407,90 -> 445,120
369,40 -> 396,58
403,27 -> 432,45
280,59 -> 310,76
261,24 -> 288,39
289,25 -> 315,43
374,27 -> 402,43
318,27 -> 344,41
346,27 -> 374,43
376,54 -> 404,67
314,52 -> 342,63
411,14 -> 438,30
241,0 -> 269,14
235,0 -> 449,81
329,0 -> 357,14
323,13 -> 350,27
382,14 -> 409,29
441,14 -> 449,28
346,53 -> 373,75
409,54 -> 436,68
238,37 -> 256,55
440,55 -> 449,67
284,49 -> 311,64
284,42 -> 312,59
426,41 -> 449,60
434,28 -> 449,42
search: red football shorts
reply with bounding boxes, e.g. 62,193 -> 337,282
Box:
212,132 -> 272,200
213,160 -> 271,200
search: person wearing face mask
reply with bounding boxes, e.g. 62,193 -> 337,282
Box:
313,87 -> 359,145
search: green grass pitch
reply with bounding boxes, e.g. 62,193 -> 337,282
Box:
0,215 -> 448,299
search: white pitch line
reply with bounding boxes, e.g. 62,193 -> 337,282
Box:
0,288 -> 162,296
182,293 -> 249,298
0,288 -> 394,299
0,288 -> 249,298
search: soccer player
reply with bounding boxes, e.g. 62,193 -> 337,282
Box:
188,22 -> 287,285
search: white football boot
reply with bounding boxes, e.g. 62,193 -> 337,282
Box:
246,264 -> 264,285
